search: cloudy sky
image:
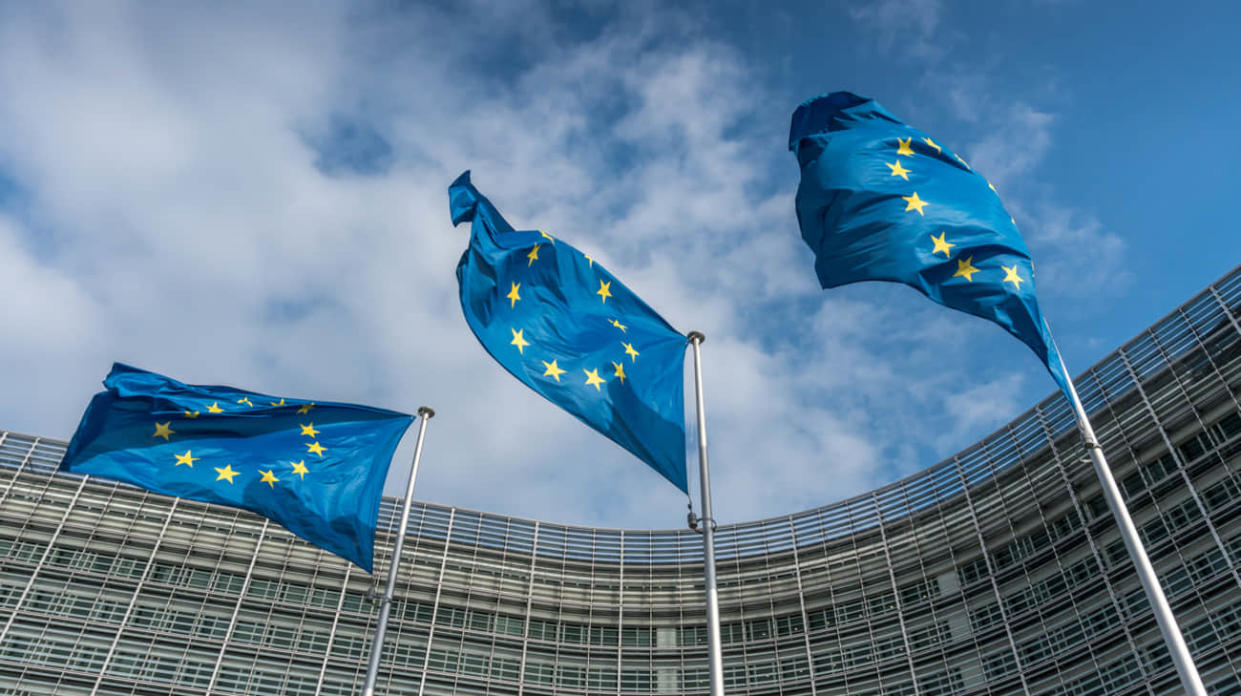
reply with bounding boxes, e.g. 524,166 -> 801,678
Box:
1,0 -> 1238,530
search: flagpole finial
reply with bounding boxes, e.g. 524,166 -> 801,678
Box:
418,407 -> 436,419
688,330 -> 705,344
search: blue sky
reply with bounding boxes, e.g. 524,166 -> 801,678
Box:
0,0 -> 1238,529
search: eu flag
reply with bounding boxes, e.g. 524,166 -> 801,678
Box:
788,92 -> 1071,397
449,171 -> 688,492
61,364 -> 413,571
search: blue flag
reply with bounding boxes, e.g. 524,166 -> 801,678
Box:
788,92 -> 1071,397
449,171 -> 688,492
61,364 -> 413,571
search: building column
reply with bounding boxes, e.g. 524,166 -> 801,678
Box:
204,519 -> 271,695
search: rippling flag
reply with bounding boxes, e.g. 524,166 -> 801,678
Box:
788,92 -> 1071,397
61,363 -> 413,571
449,171 -> 688,491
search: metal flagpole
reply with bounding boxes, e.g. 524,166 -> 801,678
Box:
687,331 -> 725,696
361,406 -> 435,696
1058,357 -> 1207,696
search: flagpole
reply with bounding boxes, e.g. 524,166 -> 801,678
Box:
361,406 -> 435,696
687,331 -> 725,696
1058,358 -> 1206,696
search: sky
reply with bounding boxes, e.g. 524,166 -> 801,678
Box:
1,0 -> 1239,531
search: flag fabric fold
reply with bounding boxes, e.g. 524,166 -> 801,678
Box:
449,171 -> 689,492
788,91 -> 1071,397
61,363 -> 413,571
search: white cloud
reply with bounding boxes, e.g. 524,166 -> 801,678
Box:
848,0 -> 947,61
967,103 -> 1056,191
935,373 -> 1027,453
1019,202 -> 1130,300
0,1 -> 1080,532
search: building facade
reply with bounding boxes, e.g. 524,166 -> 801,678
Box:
2,267 -> 1241,696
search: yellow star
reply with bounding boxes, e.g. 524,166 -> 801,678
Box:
988,181 -> 997,193
542,360 -> 566,382
174,450 -> 198,468
526,244 -> 540,266
903,192 -> 928,215
953,256 -> 980,282
297,403 -> 315,415
510,328 -> 530,354
269,398 -> 285,407
540,230 -> 555,244
259,469 -> 279,488
612,361 -> 627,384
1002,264 -> 1024,290
886,160 -> 911,180
584,253 -> 594,267
184,410 -> 200,419
623,342 -> 640,362
597,280 -> 612,303
897,137 -> 914,156
215,464 -> 239,484
930,232 -> 954,259
152,422 -> 175,441
207,402 -> 224,414
583,368 -> 606,391
306,441 -> 326,457
299,423 -> 319,438
954,153 -> 969,168
506,282 -> 521,308
291,460 -> 309,480
610,318 -> 627,332
237,397 -> 254,407
922,136 -> 941,153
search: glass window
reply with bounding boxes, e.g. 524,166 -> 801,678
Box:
435,606 -> 466,628
492,656 -> 521,681
1205,477 -> 1239,510
719,622 -> 744,644
806,608 -> 831,631
680,625 -> 708,646
341,591 -> 368,613
1179,433 -> 1208,462
528,618 -> 557,641
427,648 -> 459,673
495,614 -> 523,636
248,579 -> 277,599
212,571 -> 245,594
746,618 -> 772,641
1086,495 -> 1109,519
297,630 -> 329,653
187,568 -> 210,588
621,626 -> 652,647
1217,411 -> 1241,438
466,609 -> 492,633
310,586 -> 340,608
460,652 -> 489,676
526,662 -> 555,685
590,624 -> 618,646
588,667 -> 616,689
561,622 -> 584,644
776,614 -> 804,636
282,583 -> 308,605
559,665 -> 585,687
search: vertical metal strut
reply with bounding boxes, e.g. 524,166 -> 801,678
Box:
1057,360 -> 1206,696
361,406 -> 435,696
688,331 -> 724,696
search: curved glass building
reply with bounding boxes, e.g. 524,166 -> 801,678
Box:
2,267 -> 1241,696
